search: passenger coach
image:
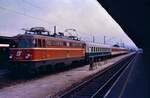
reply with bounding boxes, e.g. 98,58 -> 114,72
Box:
85,42 -> 111,63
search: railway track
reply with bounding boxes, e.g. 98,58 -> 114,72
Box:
0,69 -> 10,78
58,54 -> 136,98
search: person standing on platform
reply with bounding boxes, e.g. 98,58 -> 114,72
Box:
89,57 -> 94,70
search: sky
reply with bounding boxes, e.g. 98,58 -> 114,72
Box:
0,0 -> 137,49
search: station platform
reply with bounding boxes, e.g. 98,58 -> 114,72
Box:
105,53 -> 150,98
0,53 -> 133,98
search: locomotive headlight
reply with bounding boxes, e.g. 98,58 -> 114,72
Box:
25,53 -> 31,59
9,55 -> 13,59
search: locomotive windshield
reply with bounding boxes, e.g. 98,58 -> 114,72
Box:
17,38 -> 33,48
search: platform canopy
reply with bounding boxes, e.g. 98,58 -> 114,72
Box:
0,36 -> 16,46
97,0 -> 149,55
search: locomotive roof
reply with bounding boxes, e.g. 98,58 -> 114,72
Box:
14,34 -> 85,43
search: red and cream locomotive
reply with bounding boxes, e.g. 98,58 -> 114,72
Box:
9,27 -> 85,74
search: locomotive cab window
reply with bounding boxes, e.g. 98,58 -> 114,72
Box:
17,38 -> 33,48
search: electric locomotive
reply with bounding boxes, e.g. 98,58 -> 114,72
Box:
9,27 -> 85,74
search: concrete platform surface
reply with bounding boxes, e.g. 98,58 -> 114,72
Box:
0,53 -> 133,98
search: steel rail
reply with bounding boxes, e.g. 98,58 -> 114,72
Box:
58,54 -> 136,98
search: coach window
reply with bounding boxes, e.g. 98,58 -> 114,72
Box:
101,48 -> 103,52
92,47 -> 94,52
93,47 -> 94,52
89,47 -> 91,52
91,47 -> 93,52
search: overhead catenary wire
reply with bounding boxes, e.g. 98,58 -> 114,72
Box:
14,0 -> 26,14
0,3 -> 83,38
0,5 -> 49,24
21,0 -> 43,10
0,5 -> 70,33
